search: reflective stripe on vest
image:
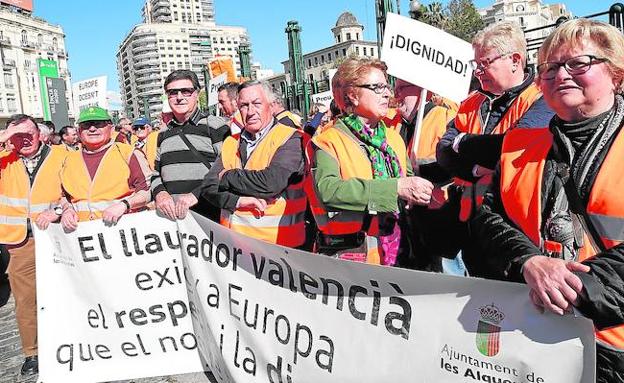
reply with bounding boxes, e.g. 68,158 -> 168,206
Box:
310,120 -> 407,264
454,84 -> 542,221
500,126 -> 624,350
0,146 -> 67,244
61,143 -> 134,222
219,123 -> 308,247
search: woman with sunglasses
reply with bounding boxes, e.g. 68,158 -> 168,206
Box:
471,19 -> 624,381
308,57 -> 433,265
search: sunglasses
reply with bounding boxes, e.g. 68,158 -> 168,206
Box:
78,121 -> 110,130
166,87 -> 196,98
133,126 -> 149,131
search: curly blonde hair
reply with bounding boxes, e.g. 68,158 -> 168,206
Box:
538,18 -> 624,93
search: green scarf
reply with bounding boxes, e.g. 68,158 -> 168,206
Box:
342,114 -> 403,179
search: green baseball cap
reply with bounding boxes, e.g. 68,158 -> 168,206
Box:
77,106 -> 112,124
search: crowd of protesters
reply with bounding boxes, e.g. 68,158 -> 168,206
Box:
1,18 -> 623,382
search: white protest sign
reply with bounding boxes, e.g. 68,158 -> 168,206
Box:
179,212 -> 595,383
310,91 -> 332,108
208,73 -> 228,107
35,213 -> 203,383
72,76 -> 108,112
381,13 -> 474,103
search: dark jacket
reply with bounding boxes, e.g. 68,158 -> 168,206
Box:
437,69 -> 553,182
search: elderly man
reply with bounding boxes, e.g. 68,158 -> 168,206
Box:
152,70 -> 230,222
0,114 -> 68,375
131,117 -> 159,170
59,125 -> 80,151
270,91 -> 302,129
59,107 -> 151,229
217,82 -> 244,134
436,21 -> 554,276
200,80 -> 307,248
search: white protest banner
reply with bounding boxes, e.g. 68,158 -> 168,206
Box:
208,73 -> 228,107
310,90 -> 332,109
34,213 -> 203,383
381,13 -> 474,103
72,76 -> 108,112
179,212 -> 595,383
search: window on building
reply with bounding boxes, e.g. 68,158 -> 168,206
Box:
4,73 -> 13,87
337,35 -> 341,43
309,73 -> 314,83
7,98 -> 17,112
346,32 -> 351,40
21,30 -> 28,44
314,57 -> 318,66
363,47 -> 367,56
328,52 -> 332,61
342,48 -> 347,56
308,59 -> 311,68
355,46 -> 360,55
356,33 -> 360,40
321,55 -> 325,64
37,33 -> 43,46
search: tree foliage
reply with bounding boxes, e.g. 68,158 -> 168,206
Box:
414,0 -> 484,43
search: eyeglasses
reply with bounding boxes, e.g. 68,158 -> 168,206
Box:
355,83 -> 392,94
165,87 -> 196,98
469,53 -> 511,71
134,126 -> 148,131
537,55 -> 608,80
78,121 -> 110,130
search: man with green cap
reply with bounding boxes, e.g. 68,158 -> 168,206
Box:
56,107 -> 152,229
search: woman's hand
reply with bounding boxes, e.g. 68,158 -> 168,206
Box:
397,176 -> 434,206
522,256 -> 590,315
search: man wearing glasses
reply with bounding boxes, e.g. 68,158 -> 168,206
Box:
436,21 -> 554,277
58,107 -> 151,230
131,117 -> 159,170
152,70 -> 230,222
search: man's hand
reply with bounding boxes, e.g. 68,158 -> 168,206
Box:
175,193 -> 198,219
102,202 -> 128,225
155,191 -> 176,220
0,122 -> 33,143
236,197 -> 268,218
522,256 -> 591,315
60,206 -> 79,233
397,176 -> 434,206
35,209 -> 59,230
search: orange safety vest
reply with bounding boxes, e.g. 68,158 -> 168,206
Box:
131,131 -> 159,170
500,126 -> 624,350
61,143 -> 134,221
220,123 -> 308,247
309,120 -> 408,265
275,110 -> 303,129
0,145 -> 67,244
229,110 -> 245,134
454,83 -> 542,221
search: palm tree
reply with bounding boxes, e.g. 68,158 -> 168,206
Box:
421,2 -> 446,29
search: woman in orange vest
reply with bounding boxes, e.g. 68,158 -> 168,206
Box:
470,19 -> 624,381
309,57 -> 433,265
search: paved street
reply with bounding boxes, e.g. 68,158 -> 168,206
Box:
0,297 -> 212,383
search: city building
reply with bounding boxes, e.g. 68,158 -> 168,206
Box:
117,0 -> 250,120
479,0 -> 572,62
266,12 -> 378,104
0,1 -> 74,126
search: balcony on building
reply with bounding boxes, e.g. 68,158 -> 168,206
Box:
21,40 -> 37,50
2,59 -> 16,70
0,36 -> 11,46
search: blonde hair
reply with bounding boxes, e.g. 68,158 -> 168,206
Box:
538,18 -> 624,93
472,21 -> 527,67
332,57 -> 388,113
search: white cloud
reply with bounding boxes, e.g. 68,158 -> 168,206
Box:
106,90 -> 123,110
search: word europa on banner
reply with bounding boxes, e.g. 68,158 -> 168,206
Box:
184,229 -> 414,381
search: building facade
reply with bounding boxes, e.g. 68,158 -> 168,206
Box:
479,0 -> 572,62
266,12 -> 378,104
117,0 -> 249,120
0,3 -> 74,126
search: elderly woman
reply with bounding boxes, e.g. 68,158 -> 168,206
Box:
308,57 -> 433,265
471,19 -> 624,381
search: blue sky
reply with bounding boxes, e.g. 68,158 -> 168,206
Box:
33,0 -> 608,102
